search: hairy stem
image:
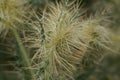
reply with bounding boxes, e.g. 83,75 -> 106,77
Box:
12,28 -> 34,80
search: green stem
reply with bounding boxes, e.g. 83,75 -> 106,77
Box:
12,28 -> 34,80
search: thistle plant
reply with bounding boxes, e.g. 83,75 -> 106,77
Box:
24,0 -> 113,80
0,0 -> 117,80
25,1 -> 87,80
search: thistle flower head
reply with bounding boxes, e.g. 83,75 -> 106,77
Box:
25,1 -> 88,80
80,18 -> 112,50
0,0 -> 26,37
79,18 -> 114,70
24,1 -> 113,80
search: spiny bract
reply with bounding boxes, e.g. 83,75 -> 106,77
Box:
24,0 -> 112,80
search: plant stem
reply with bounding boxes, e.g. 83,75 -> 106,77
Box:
12,28 -> 34,80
